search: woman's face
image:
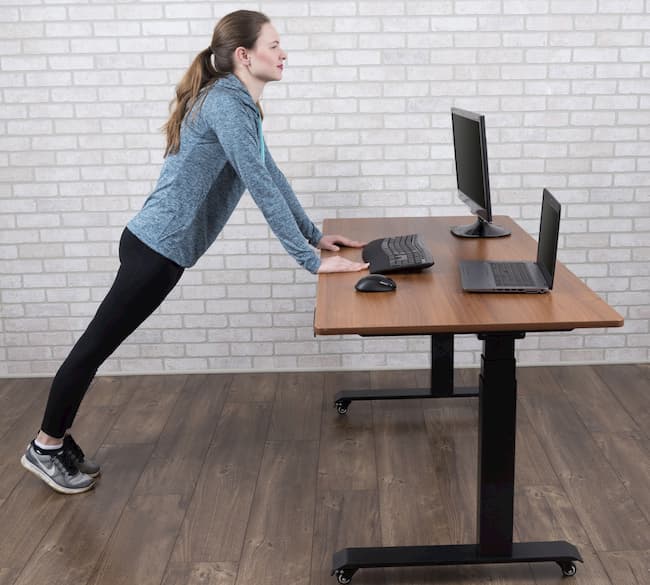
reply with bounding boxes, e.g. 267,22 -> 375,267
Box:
247,23 -> 287,82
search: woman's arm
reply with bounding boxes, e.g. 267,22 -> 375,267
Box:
263,144 -> 323,247
264,144 -> 367,257
206,94 -> 321,273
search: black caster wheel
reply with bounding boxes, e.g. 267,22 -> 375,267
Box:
558,561 -> 577,577
335,401 -> 349,415
334,569 -> 353,584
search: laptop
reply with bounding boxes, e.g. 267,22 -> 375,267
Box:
460,189 -> 561,293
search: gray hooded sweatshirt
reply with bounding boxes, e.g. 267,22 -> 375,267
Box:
127,73 -> 322,273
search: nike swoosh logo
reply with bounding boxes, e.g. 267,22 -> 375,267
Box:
40,462 -> 57,475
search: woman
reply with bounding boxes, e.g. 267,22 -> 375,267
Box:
21,10 -> 368,494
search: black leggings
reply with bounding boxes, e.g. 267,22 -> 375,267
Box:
41,228 -> 184,438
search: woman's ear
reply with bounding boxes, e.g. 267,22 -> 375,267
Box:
234,46 -> 251,66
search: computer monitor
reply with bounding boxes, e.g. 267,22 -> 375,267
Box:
450,107 -> 510,238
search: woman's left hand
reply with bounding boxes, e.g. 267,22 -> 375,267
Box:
317,234 -> 366,251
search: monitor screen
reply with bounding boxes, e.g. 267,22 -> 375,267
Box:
450,107 -> 510,238
451,107 -> 491,221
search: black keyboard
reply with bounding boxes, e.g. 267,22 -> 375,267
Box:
490,262 -> 536,287
362,234 -> 434,274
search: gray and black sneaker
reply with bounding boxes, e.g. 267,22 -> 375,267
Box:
63,434 -> 101,478
21,440 -> 95,494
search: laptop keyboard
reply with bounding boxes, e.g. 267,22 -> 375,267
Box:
490,262 -> 536,287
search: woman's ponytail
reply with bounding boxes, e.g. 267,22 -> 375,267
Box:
162,47 -> 223,157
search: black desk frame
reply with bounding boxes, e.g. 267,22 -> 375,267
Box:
331,332 -> 582,584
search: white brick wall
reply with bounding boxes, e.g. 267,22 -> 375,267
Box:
1,0 -> 649,376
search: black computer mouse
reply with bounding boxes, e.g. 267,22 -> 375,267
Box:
355,274 -> 397,292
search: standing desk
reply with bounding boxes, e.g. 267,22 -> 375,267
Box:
313,216 -> 624,584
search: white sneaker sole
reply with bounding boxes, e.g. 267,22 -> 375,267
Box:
20,455 -> 95,495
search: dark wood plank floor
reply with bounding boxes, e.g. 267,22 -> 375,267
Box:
0,364 -> 648,585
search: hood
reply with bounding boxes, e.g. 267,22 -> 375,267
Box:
216,73 -> 260,118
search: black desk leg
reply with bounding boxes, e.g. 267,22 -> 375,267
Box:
331,332 -> 583,584
476,332 -> 519,555
333,334 -> 478,414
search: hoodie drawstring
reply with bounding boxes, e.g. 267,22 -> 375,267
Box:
258,112 -> 265,165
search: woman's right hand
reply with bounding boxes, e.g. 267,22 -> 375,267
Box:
317,256 -> 369,273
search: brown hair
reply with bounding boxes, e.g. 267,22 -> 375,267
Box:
162,10 -> 270,157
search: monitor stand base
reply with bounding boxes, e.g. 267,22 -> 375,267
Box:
451,217 -> 511,238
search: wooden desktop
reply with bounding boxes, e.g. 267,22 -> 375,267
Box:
313,215 -> 623,584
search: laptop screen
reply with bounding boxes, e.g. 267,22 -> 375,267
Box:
537,189 -> 561,288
